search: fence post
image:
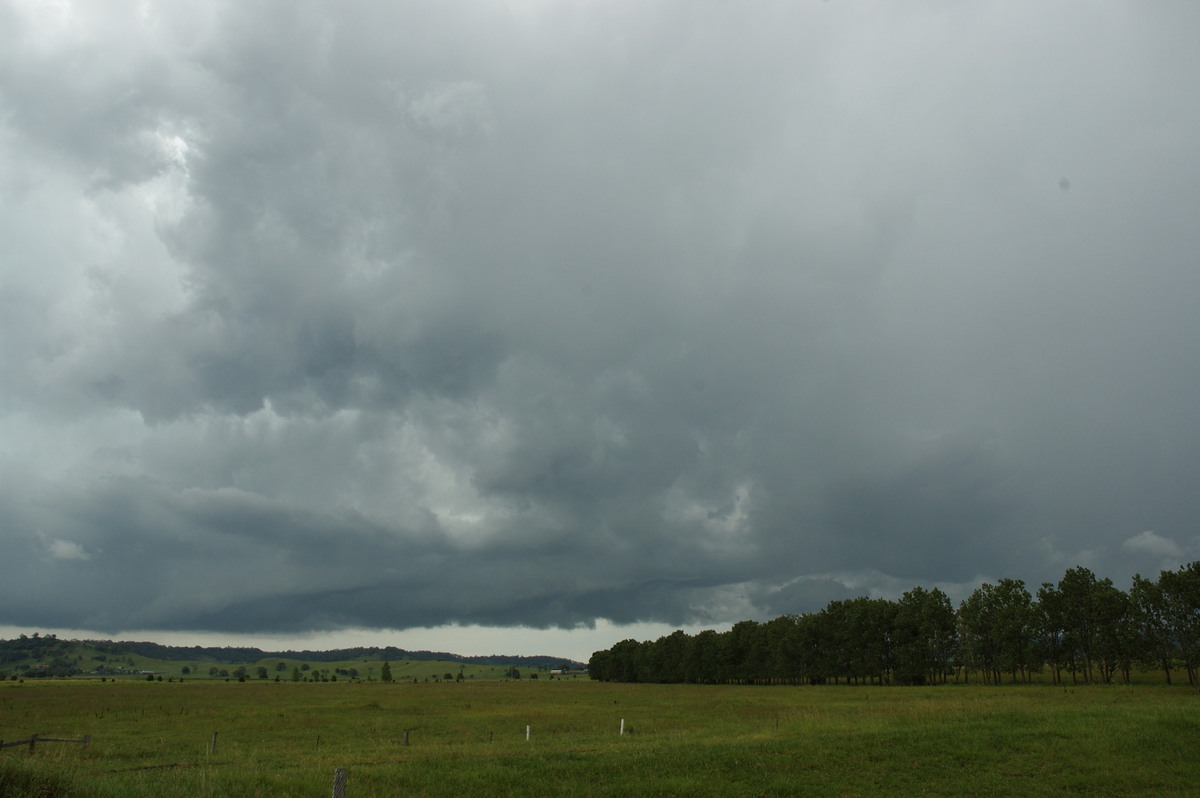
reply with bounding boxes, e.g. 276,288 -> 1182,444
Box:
83,735 -> 91,751
29,734 -> 38,753
332,767 -> 348,798
209,732 -> 218,756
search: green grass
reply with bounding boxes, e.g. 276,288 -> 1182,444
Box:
2,680 -> 1197,797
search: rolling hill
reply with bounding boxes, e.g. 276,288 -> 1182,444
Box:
0,633 -> 585,680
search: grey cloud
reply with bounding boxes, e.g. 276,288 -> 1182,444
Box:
2,1 -> 1200,641
818,432 -> 1021,582
0,472 -> 722,633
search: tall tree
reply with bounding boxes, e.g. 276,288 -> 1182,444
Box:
1055,567 -> 1101,684
587,648 -> 614,682
720,621 -> 766,684
894,587 -> 956,685
652,630 -> 690,684
608,639 -> 645,683
1047,567 -> 1130,684
1092,579 -> 1132,684
761,615 -> 801,684
1035,581 -> 1068,685
1129,573 -> 1176,684
683,629 -> 721,684
857,597 -> 898,685
959,579 -> 1035,683
1159,562 -> 1200,686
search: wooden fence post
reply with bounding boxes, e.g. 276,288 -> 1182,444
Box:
402,730 -> 409,747
332,767 -> 348,798
83,735 -> 91,751
209,731 -> 218,756
28,734 -> 38,753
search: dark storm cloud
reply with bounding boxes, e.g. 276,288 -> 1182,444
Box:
2,0 -> 1199,642
818,431 -> 1021,580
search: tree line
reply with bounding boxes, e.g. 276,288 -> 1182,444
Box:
587,562 -> 1200,687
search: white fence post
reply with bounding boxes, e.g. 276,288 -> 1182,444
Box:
332,767 -> 348,798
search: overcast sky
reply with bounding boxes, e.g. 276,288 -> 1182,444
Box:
2,0 -> 1198,662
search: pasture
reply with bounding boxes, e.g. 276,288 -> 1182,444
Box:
2,679 -> 1197,797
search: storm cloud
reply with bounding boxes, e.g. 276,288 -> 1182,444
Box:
2,0 -> 1199,652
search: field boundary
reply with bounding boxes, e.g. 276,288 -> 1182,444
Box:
0,733 -> 91,753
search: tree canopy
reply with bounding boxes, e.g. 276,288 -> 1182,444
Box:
588,563 -> 1200,686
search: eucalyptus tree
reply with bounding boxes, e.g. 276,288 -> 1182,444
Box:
1054,567 -> 1101,683
1092,579 -> 1133,684
894,586 -> 957,685
1042,567 -> 1131,684
761,615 -> 803,684
1035,581 -> 1068,684
817,600 -> 857,684
791,612 -> 829,684
652,629 -> 690,684
684,629 -> 721,684
959,578 -> 1036,683
820,597 -> 896,684
1128,573 -> 1176,684
720,620 -> 768,684
587,647 -> 613,682
604,638 -> 646,682
1159,561 -> 1200,686
858,597 -> 899,685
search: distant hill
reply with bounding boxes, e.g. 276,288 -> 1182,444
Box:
0,633 -> 585,679
103,639 -> 581,669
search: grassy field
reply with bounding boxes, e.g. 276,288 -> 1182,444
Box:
1,679 -> 1197,797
